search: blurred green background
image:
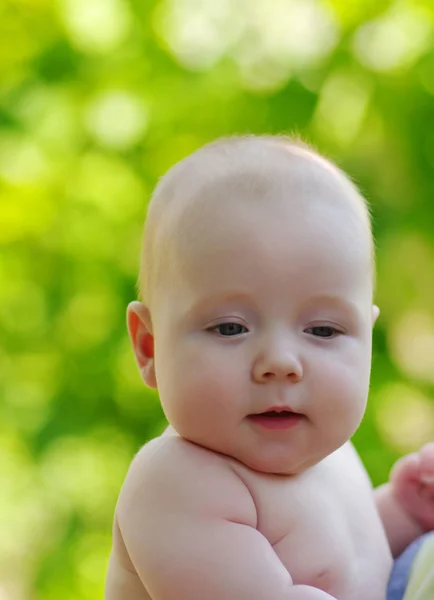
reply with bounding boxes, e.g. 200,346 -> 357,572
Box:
1,0 -> 434,598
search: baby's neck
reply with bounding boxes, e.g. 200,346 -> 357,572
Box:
161,424 -> 178,437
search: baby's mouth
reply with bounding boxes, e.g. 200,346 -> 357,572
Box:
247,409 -> 305,430
250,408 -> 300,418
254,410 -> 294,418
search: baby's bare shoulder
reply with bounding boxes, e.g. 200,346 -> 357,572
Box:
116,435 -> 257,527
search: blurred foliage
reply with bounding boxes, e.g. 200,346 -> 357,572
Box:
1,0 -> 434,598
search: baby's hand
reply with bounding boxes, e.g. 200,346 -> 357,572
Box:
390,442 -> 434,532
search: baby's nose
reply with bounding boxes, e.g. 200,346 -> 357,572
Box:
252,348 -> 303,383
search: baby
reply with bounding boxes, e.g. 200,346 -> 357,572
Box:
105,136 -> 434,599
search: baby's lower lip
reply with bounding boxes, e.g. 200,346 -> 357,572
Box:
247,412 -> 304,430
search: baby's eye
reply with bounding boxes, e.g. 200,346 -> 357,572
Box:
305,325 -> 341,338
210,323 -> 248,336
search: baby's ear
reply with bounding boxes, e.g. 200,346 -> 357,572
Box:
127,301 -> 157,389
372,305 -> 380,325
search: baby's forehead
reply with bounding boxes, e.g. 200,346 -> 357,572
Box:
142,138 -> 374,306
164,143 -> 367,257
152,138 -> 360,220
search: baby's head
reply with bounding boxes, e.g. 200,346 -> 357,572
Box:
128,135 -> 378,475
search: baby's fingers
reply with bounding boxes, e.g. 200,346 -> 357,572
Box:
419,443 -> 434,485
390,452 -> 421,488
390,447 -> 434,531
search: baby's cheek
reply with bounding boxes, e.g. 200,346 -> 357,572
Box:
186,351 -> 242,405
317,356 -> 368,418
161,343 -> 240,421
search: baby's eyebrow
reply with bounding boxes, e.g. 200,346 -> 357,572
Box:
309,293 -> 354,305
185,291 -> 254,316
305,295 -> 361,317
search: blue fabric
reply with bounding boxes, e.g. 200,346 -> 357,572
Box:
387,534 -> 431,600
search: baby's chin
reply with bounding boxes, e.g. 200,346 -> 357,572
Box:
188,434 -> 321,475
162,423 -> 330,475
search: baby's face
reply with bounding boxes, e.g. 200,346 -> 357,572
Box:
148,171 -> 375,475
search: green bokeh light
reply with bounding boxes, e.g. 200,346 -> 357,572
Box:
1,0 -> 434,598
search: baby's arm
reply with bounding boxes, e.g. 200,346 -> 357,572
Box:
115,439 -> 336,600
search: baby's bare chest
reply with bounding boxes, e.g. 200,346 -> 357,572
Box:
232,449 -> 393,600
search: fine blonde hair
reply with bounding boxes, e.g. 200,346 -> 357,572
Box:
137,134 -> 374,308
